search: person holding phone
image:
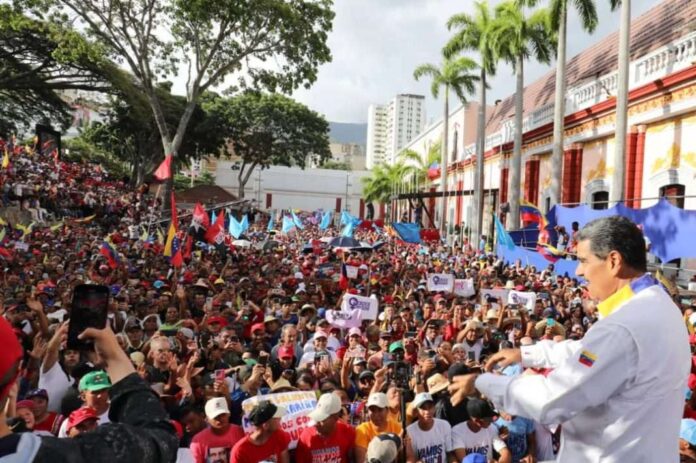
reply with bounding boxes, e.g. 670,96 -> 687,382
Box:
0,316 -> 178,462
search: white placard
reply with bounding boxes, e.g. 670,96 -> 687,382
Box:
453,278 -> 475,297
426,273 -> 454,292
340,293 -> 378,320
480,288 -> 511,310
507,290 -> 537,312
345,265 -> 359,279
14,242 -> 28,251
325,308 -> 363,328
241,391 -> 317,449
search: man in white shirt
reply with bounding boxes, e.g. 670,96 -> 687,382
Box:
451,216 -> 691,462
406,392 -> 453,463
451,399 -> 510,463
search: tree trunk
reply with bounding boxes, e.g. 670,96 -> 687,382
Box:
237,162 -> 257,200
612,0 -> 631,205
440,85 -> 449,236
549,2 -> 567,208
509,54 -> 525,230
473,69 -> 487,246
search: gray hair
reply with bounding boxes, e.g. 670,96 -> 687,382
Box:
575,216 -> 647,272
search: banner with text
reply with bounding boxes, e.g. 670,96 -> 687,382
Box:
507,290 -> 536,312
340,293 -> 378,320
453,279 -> 475,297
241,391 -> 317,449
325,308 -> 363,329
427,273 -> 454,292
480,288 -> 511,310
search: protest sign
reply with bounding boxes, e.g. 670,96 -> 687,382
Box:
426,273 -> 454,292
453,279 -> 475,297
345,265 -> 359,279
241,391 -> 317,449
316,263 -> 336,279
14,242 -> 28,252
325,308 -> 363,329
480,288 -> 510,310
340,293 -> 378,320
507,290 -> 536,312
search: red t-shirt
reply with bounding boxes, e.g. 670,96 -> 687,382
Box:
295,421 -> 356,463
33,411 -> 63,435
190,424 -> 245,463
230,429 -> 290,463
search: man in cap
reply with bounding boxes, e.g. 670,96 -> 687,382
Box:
355,392 -> 403,463
190,397 -> 244,463
366,433 -> 401,463
270,324 -> 304,365
405,392 -> 453,463
452,399 -> 510,463
26,389 -> 63,436
0,317 -> 178,462
295,392 -> 356,463
65,407 -> 99,438
57,370 -> 111,437
229,400 -> 290,463
457,217 -> 691,462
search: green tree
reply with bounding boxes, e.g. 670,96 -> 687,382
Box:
413,56 -> 479,234
0,4 -> 108,133
398,142 -> 441,189
205,92 -> 331,199
320,160 -> 352,171
362,162 -> 410,219
445,0 -> 499,244
548,0 -> 598,206
18,0 -> 334,207
492,1 -> 555,228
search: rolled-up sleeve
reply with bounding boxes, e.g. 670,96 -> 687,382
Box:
477,322 -> 637,425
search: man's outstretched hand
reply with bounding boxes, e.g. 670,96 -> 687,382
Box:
484,348 -> 522,372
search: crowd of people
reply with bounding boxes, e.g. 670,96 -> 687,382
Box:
0,139 -> 695,463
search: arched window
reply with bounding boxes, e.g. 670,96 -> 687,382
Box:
660,184 -> 685,209
592,191 -> 609,210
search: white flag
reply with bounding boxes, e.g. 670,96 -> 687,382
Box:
453,279 -> 475,297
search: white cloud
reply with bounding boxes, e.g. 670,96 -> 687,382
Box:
292,0 -> 658,123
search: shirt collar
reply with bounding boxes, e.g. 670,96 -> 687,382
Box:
596,273 -> 657,319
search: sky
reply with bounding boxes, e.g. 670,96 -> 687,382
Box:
291,0 -> 658,124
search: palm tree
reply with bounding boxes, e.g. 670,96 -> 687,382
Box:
445,0 -> 499,246
414,56 -> 479,236
398,142 -> 442,188
548,0 -> 598,207
492,1 -> 555,228
362,162 -> 410,220
612,0 -> 629,205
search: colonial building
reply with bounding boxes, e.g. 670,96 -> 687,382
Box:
397,0 -> 696,240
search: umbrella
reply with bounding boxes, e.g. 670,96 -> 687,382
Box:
232,239 -> 252,248
371,241 -> 387,251
328,236 -> 361,248
256,240 -> 280,251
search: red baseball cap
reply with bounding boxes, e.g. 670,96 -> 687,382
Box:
67,407 -> 99,431
0,317 -> 23,400
251,323 -> 265,333
278,345 -> 294,359
207,316 -> 228,326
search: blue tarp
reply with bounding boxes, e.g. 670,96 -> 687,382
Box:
547,198 -> 696,263
497,244 -> 580,277
392,222 -> 421,244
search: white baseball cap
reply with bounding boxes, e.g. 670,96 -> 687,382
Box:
412,392 -> 435,409
308,392 -> 342,422
366,433 -> 400,463
366,392 -> 388,409
205,397 -> 230,420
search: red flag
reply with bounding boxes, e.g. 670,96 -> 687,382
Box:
153,154 -> 173,181
204,208 -> 225,244
339,263 -> 349,290
192,203 -> 210,231
182,234 -> 193,260
171,233 -> 184,268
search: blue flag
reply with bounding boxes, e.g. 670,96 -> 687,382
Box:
229,216 -> 244,239
340,210 -> 361,237
392,222 -> 421,244
240,214 -> 249,232
291,211 -> 304,230
319,211 -> 332,230
494,214 -> 516,251
267,212 -> 275,231
210,211 -> 217,224
282,216 -> 295,234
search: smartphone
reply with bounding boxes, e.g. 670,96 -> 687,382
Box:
67,284 -> 109,350
467,351 -> 476,362
404,331 -> 417,339
215,369 -> 226,382
546,318 -> 556,327
258,352 -> 269,367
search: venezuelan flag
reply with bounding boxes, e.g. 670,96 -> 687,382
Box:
520,200 -> 547,228
100,241 -> 120,269
536,243 -> 564,262
164,193 -> 178,257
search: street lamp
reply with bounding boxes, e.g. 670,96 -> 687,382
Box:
345,173 -> 352,212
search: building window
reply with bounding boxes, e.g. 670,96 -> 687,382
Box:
660,184 -> 685,208
591,191 -> 609,210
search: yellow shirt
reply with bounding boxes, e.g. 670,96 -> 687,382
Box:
354,418 -> 403,449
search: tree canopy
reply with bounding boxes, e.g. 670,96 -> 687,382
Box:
204,91 -> 331,198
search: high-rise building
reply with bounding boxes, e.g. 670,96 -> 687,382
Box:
366,94 -> 426,169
